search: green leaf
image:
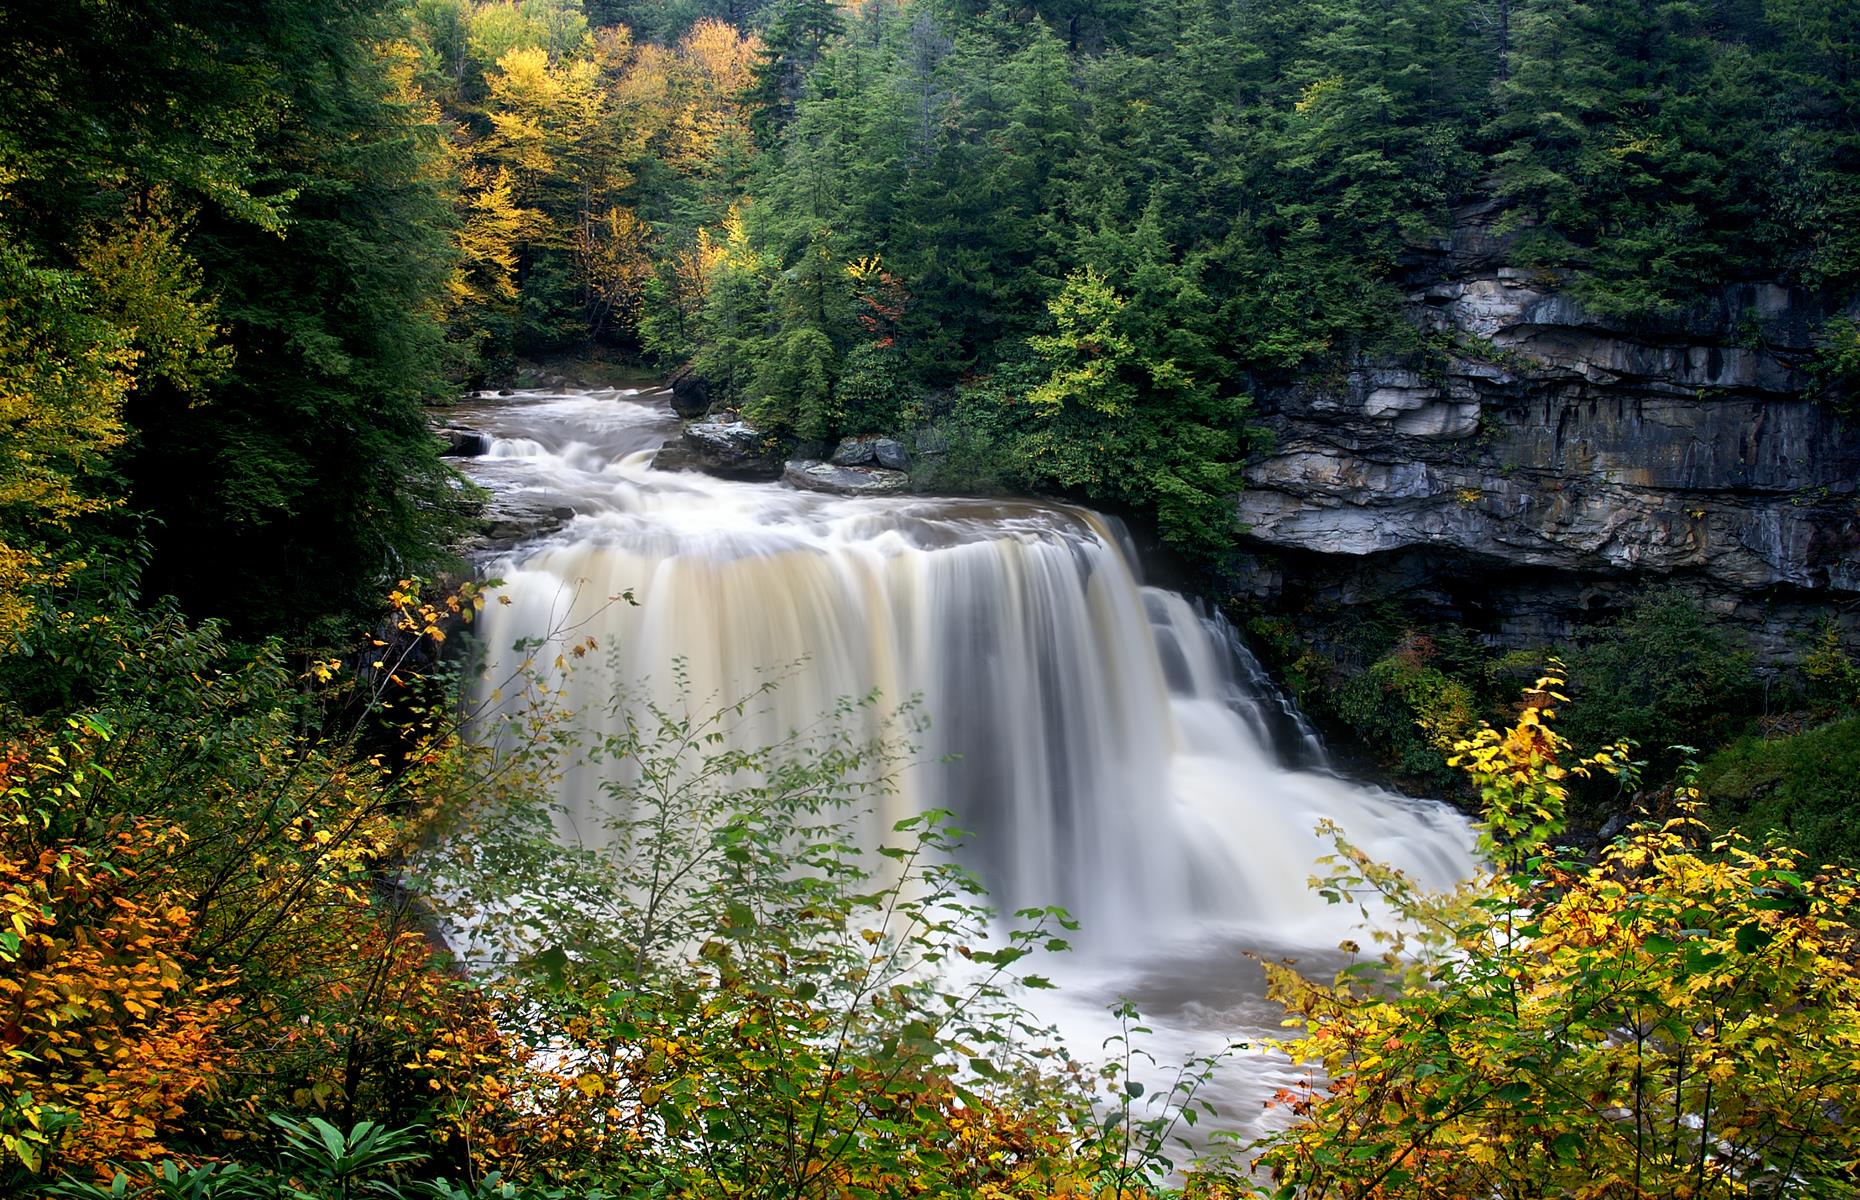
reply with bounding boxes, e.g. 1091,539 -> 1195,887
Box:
1735,922 -> 1774,954
533,945 -> 570,988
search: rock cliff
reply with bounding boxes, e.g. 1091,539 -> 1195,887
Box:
1235,201 -> 1860,656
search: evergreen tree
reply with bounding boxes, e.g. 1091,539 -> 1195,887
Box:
0,0 -> 466,637
1490,0 -> 1769,313
747,0 -> 846,147
129,0 -> 466,634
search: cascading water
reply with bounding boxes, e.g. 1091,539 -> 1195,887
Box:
457,383 -> 1479,1144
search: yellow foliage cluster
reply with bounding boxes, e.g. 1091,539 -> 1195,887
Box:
1255,680 -> 1860,1199
0,195 -> 228,650
0,580 -> 533,1175
436,12 -> 760,343
0,824 -> 234,1171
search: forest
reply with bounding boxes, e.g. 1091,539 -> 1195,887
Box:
2,0 -> 1859,1196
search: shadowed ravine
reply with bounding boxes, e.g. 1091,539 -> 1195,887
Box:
460,383 -> 1480,1147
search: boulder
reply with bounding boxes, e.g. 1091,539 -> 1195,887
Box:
830,436 -> 878,466
455,492 -> 578,556
436,425 -> 493,457
668,366 -> 713,418
873,437 -> 910,471
783,459 -> 912,496
481,499 -> 577,546
651,416 -> 784,481
830,435 -> 910,470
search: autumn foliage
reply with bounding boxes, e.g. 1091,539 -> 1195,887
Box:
0,583 -> 508,1182
1252,675 -> 1860,1199
0,820 -> 231,1171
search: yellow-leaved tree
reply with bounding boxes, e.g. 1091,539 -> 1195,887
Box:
0,203 -> 227,649
1245,670 -> 1860,1199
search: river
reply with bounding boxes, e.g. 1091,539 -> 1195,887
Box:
453,381 -> 1479,1157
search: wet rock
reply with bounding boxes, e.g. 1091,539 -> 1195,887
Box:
436,425 -> 493,457
463,494 -> 578,555
830,435 -> 911,471
667,364 -> 713,418
1235,198 -> 1860,655
874,438 -> 910,471
651,416 -> 784,481
783,459 -> 912,496
830,436 -> 878,466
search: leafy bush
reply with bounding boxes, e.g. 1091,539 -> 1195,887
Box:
1699,714 -> 1860,869
0,813 -> 231,1173
1560,590 -> 1759,770
1809,316 -> 1860,423
1251,674 -> 1860,1199
0,578 -> 505,1181
1801,620 -> 1860,715
833,341 -> 911,436
1334,637 -> 1480,793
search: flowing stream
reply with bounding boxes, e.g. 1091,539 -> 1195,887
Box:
457,382 -> 1479,1152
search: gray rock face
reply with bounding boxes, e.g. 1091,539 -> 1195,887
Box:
1236,201 -> 1860,652
783,459 -> 912,496
651,416 -> 784,481
830,436 -> 878,466
479,496 -> 578,546
874,438 -> 910,471
451,488 -> 577,557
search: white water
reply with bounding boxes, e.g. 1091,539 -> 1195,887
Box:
459,385 -> 1478,1149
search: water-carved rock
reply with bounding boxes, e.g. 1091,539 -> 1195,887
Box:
650,416 -> 784,480
436,425 -> 493,457
783,459 -> 911,496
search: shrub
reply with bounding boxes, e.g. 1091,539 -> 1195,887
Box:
1801,620 -> 1860,715
1699,714 -> 1860,869
1560,589 -> 1759,771
1,578 -> 503,1178
1250,674 -> 1860,1199
0,814 -> 233,1173
834,342 -> 911,435
1333,637 -> 1479,793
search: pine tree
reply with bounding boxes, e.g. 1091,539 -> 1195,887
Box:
747,0 -> 846,148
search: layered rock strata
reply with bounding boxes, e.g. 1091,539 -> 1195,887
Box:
1235,203 -> 1860,654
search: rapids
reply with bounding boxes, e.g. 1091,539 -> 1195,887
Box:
457,382 -> 1480,1150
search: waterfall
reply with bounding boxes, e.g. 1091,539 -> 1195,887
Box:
463,388 -> 1478,950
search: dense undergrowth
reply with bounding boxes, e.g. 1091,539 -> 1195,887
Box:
1256,676 -> 1860,1199
1244,587 -> 1860,857
8,580 -> 1860,1199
